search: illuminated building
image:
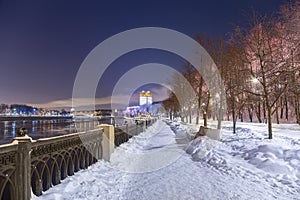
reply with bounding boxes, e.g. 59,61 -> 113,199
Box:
139,90 -> 152,106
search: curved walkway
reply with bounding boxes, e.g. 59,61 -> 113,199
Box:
35,120 -> 290,200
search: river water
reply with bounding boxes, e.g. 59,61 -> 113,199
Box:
0,118 -> 99,145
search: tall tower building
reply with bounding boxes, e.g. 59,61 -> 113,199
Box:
139,91 -> 152,106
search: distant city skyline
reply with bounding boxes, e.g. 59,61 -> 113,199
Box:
0,0 -> 284,109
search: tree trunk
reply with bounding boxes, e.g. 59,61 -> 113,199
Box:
196,77 -> 203,125
263,101 -> 267,123
280,97 -> 284,119
203,112 -> 207,127
217,106 -> 222,129
240,112 -> 243,122
248,106 -> 253,122
275,106 -> 279,124
180,109 -> 184,122
217,92 -> 223,130
233,117 -> 237,134
180,113 -> 184,122
232,104 -> 236,134
255,102 -> 262,123
267,107 -> 273,139
295,95 -> 300,124
204,93 -> 210,127
189,106 -> 192,124
285,96 -> 289,121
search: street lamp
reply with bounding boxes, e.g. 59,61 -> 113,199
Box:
250,77 -> 260,97
252,77 -> 259,84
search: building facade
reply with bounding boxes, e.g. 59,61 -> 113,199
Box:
139,91 -> 152,106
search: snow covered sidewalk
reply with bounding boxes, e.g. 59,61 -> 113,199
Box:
34,120 -> 300,200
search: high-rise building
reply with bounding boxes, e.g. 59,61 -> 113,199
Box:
139,90 -> 152,106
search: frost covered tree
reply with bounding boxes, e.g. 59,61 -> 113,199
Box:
234,12 -> 290,139
279,0 -> 300,124
162,93 -> 180,120
168,68 -> 196,123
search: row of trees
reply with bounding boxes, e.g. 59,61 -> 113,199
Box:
164,1 -> 300,139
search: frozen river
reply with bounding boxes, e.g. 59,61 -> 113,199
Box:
0,118 -> 99,144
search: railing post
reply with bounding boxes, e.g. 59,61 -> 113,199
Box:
12,129 -> 32,200
99,124 -> 114,161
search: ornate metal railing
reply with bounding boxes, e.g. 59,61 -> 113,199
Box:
0,143 -> 18,200
0,128 -> 103,200
0,118 -> 157,200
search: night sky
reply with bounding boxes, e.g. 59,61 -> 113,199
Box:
0,0 -> 284,109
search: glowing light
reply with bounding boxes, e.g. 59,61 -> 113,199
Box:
252,78 -> 259,84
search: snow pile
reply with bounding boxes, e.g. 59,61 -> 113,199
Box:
182,121 -> 300,197
186,136 -> 218,161
243,145 -> 292,174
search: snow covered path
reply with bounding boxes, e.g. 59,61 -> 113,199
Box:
35,120 -> 299,200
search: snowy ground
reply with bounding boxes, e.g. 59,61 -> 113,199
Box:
34,119 -> 300,200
